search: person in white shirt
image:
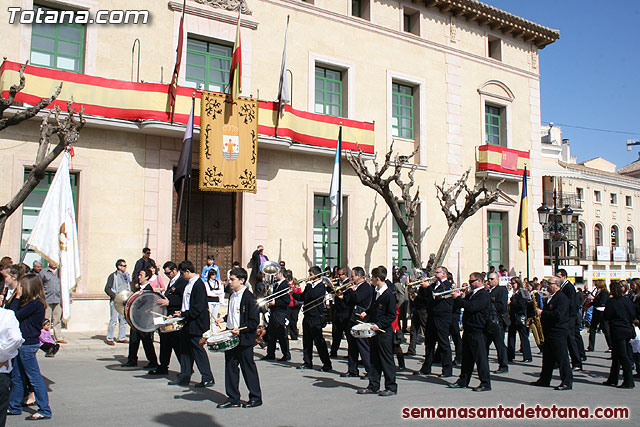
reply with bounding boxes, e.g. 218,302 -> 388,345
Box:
1,307 -> 25,426
215,267 -> 262,408
205,269 -> 226,333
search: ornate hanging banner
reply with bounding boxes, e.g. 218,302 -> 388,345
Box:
199,92 -> 258,193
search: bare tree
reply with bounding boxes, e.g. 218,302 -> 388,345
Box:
426,169 -> 502,273
0,61 -> 85,245
347,141 -> 421,267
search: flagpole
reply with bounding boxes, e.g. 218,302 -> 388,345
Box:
184,94 -> 195,261
525,228 -> 530,279
337,125 -> 342,268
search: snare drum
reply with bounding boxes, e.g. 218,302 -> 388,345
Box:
159,317 -> 185,334
124,290 -> 167,333
206,333 -> 240,352
350,322 -> 376,338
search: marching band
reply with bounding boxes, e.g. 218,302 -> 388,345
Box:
114,255 -> 639,409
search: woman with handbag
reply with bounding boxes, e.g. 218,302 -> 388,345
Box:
507,277 -> 533,363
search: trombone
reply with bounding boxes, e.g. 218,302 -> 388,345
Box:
256,285 -> 292,307
300,277 -> 344,315
297,270 -> 330,284
406,276 -> 437,293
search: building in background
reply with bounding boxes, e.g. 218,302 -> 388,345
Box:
539,125 -> 640,288
0,0 -> 558,329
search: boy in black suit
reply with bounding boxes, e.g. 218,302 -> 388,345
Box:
357,266 -> 397,396
216,268 -> 263,408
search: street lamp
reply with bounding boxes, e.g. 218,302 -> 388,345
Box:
538,187 -> 578,274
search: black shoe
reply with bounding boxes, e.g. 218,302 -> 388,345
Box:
168,380 -> 189,386
494,367 -> 509,374
617,383 -> 634,389
243,400 -> 263,408
453,360 -> 461,367
378,390 -> 397,396
472,385 -> 491,392
413,370 -> 430,377
530,380 -> 550,387
572,366 -> 583,372
357,388 -> 378,394
144,363 -> 159,370
329,352 -> 338,358
149,368 -> 169,375
581,355 -> 588,362
279,356 -> 291,362
586,347 -> 593,352
261,355 -> 275,360
404,351 -> 416,356
217,401 -> 242,408
438,373 -> 453,378
121,360 -> 137,367
602,381 -> 616,387
195,380 -> 215,388
340,372 -> 358,378
554,384 -> 572,391
320,365 -> 332,372
296,364 -> 313,370
522,359 -> 533,363
448,383 -> 466,389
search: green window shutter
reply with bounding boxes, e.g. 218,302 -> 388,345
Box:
485,105 -> 502,146
30,6 -> 85,73
487,211 -> 503,269
392,83 -> 414,139
313,195 -> 339,270
315,66 -> 342,117
392,204 -> 413,268
186,38 -> 232,93
352,0 -> 361,17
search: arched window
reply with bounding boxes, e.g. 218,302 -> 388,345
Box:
611,225 -> 619,247
627,227 -> 635,254
578,222 -> 586,259
594,224 -> 602,246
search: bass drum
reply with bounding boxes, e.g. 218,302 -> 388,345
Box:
124,290 -> 167,333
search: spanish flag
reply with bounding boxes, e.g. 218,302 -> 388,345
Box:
517,166 -> 528,252
229,9 -> 242,100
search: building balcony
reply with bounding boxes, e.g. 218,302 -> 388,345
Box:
476,144 -> 530,182
0,60 -> 374,155
543,192 -> 583,212
580,246 -> 638,263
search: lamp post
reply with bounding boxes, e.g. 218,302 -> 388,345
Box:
538,187 -> 575,274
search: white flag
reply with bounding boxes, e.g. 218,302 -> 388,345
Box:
329,127 -> 342,225
277,16 -> 290,116
26,152 -> 81,320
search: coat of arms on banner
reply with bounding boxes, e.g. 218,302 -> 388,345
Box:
222,124 -> 240,161
199,92 -> 258,193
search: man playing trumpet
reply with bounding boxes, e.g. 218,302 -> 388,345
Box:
263,270 -> 291,361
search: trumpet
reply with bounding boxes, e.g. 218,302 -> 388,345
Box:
297,271 -> 330,284
406,276 -> 437,293
432,284 -> 470,298
301,278 -> 350,315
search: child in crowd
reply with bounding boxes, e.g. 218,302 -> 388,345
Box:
631,319 -> 640,378
40,319 -> 60,357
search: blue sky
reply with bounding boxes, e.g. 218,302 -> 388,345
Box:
487,0 -> 640,169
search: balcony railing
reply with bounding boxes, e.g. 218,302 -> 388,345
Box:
543,192 -> 583,211
581,246 -> 638,263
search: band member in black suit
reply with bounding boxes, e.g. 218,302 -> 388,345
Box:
150,261 -> 187,375
357,267 -> 397,396
330,267 -> 351,357
293,266 -> 332,371
216,267 -> 263,408
263,270 -> 291,361
603,281 -> 636,388
449,272 -> 491,392
339,266 -> 373,378
122,268 -> 159,369
486,272 -> 510,373
249,245 -> 268,287
587,280 -> 612,352
171,261 -> 214,387
531,276 -> 572,390
448,273 -> 462,366
406,274 -> 430,356
557,269 -> 586,370
416,266 -> 453,377
507,277 -> 532,363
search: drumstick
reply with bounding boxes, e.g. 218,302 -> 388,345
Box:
151,311 -> 170,319
356,319 -> 385,333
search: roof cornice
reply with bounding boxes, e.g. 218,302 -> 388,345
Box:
418,0 -> 560,49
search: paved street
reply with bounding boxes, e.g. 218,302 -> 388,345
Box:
5,331 -> 636,427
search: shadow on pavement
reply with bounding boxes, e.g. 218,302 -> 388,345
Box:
174,388 -> 227,403
153,411 -> 222,427
303,374 -> 361,390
